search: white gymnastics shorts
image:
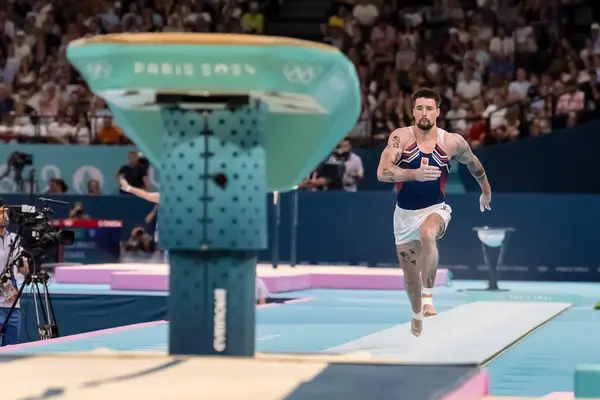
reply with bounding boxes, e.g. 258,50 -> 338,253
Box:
393,202 -> 452,245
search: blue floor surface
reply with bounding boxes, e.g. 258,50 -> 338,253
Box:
485,307 -> 600,397
454,280 -> 600,397
4,288 -> 461,354
8,279 -> 600,397
45,281 -> 166,297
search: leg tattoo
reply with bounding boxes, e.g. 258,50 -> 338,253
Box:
420,246 -> 439,289
396,244 -> 422,314
419,216 -> 444,289
399,249 -> 417,266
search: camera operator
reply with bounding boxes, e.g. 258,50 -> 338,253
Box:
68,202 -> 90,219
0,201 -> 28,347
122,226 -> 156,254
298,138 -> 364,191
333,138 -> 364,192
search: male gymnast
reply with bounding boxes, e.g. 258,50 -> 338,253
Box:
376,88 -> 492,337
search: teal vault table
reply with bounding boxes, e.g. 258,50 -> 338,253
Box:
66,33 -> 360,356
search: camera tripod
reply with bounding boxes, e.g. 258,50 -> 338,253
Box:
0,262 -> 59,342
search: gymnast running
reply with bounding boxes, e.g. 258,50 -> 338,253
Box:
376,88 -> 492,337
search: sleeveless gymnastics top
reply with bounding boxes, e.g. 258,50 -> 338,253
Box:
395,127 -> 450,210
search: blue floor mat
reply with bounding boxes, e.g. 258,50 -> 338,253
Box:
486,308 -> 600,397
4,289 -> 460,355
9,281 -> 600,397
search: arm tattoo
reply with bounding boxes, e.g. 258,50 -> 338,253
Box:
382,146 -> 402,163
377,136 -> 412,182
379,151 -> 403,181
381,168 -> 394,177
456,138 -> 487,181
469,164 -> 486,180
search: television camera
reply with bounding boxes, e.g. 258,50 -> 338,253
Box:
0,198 -> 74,342
316,147 -> 350,190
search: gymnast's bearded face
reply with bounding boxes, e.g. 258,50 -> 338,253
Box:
413,97 -> 440,131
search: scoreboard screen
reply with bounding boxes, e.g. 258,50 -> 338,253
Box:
50,219 -> 123,264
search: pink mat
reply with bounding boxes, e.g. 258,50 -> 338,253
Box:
55,264 -> 449,293
54,265 -> 139,284
441,369 -> 489,400
541,392 -> 574,400
110,271 -> 169,291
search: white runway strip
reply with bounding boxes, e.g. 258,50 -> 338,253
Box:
326,301 -> 571,364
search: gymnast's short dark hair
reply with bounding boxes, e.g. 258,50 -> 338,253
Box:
411,88 -> 441,108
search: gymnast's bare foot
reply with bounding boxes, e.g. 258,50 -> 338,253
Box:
422,293 -> 437,317
411,312 -> 423,337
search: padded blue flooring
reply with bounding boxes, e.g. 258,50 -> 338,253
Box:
7,280 -> 600,397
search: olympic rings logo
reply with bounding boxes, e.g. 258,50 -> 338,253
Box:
282,64 -> 321,85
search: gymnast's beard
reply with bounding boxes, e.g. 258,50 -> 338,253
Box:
416,119 -> 434,131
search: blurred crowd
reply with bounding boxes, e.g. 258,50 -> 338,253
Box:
327,0 -> 600,148
0,0 -> 269,144
0,0 -> 599,150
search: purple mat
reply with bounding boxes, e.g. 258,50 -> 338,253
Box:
111,272 -> 169,291
55,264 -> 449,293
310,269 -> 448,290
54,265 -> 139,284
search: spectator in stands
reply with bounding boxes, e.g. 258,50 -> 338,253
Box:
0,0 -> 598,172
0,51 -> 19,85
72,115 -> 91,144
483,93 -> 507,130
47,177 -> 68,194
96,116 -> 123,145
117,151 -> 150,194
371,108 -> 391,143
352,0 -> 379,30
456,67 -> 482,101
12,31 -> 31,62
445,96 -> 467,134
87,179 -> 101,195
47,113 -> 74,143
68,201 -> 90,219
508,69 -> 531,100
241,2 -> 264,34
554,80 -> 585,128
14,58 -> 36,93
36,83 -> 60,119
0,84 -> 14,119
513,17 -> 537,67
581,69 -> 600,117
